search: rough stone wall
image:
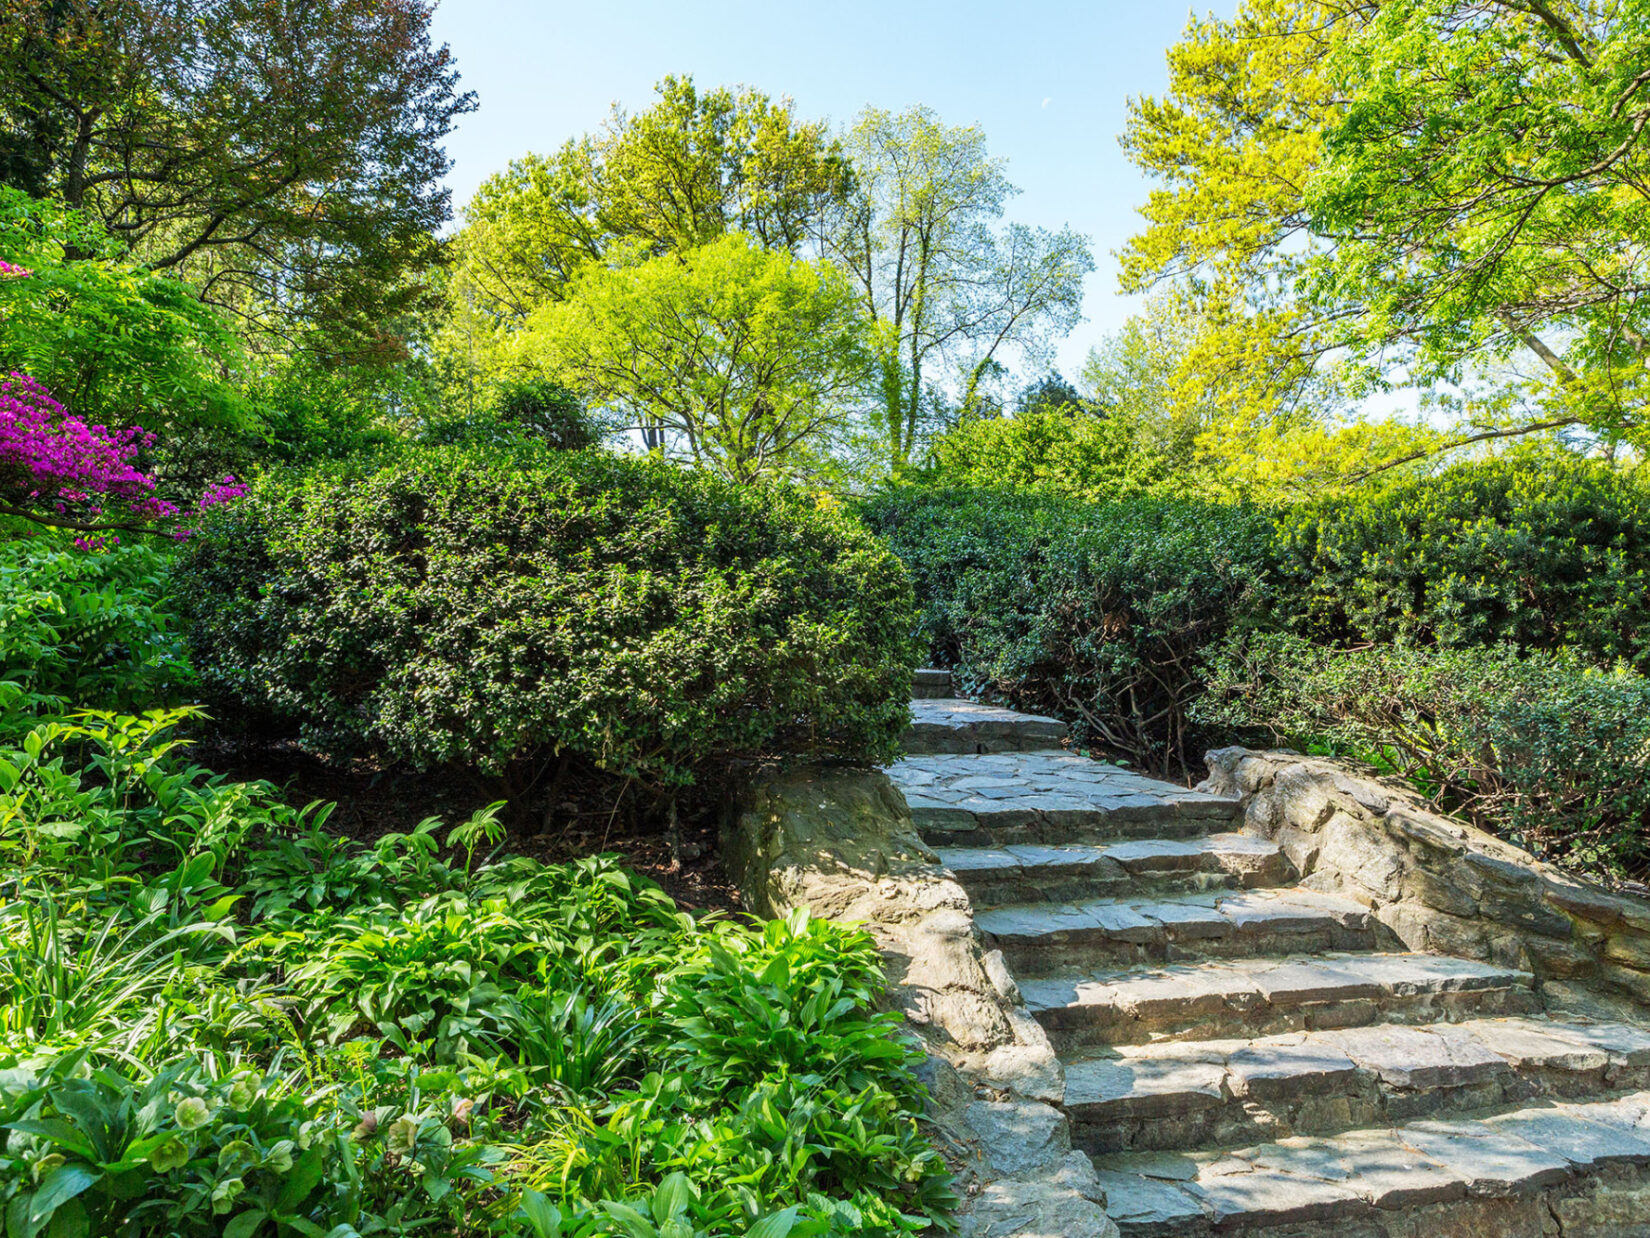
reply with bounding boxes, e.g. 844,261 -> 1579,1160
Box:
1201,747 -> 1650,1011
725,766 -> 1117,1238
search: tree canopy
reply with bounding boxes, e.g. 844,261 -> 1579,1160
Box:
451,77 -> 850,329
519,234 -> 870,482
1122,0 -> 1650,461
0,0 -> 475,353
1309,0 -> 1650,435
829,106 -> 1093,471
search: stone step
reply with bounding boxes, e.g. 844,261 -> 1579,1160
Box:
902,698 -> 1068,754
911,667 -> 953,699
1094,1092 -> 1650,1237
1065,1017 -> 1650,1156
888,750 -> 1239,847
1021,953 -> 1540,1051
976,888 -> 1379,974
939,835 -> 1294,907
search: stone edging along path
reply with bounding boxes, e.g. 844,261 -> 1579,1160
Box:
724,676 -> 1650,1238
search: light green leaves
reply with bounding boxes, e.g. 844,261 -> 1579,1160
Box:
520,233 -> 872,483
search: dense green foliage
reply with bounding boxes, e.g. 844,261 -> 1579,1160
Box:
1277,454 -> 1650,666
1199,634 -> 1650,880
0,707 -> 954,1236
861,486 -> 1276,771
0,189 -> 247,435
519,234 -> 870,482
0,531 -> 951,1236
1121,1 -> 1650,469
0,541 -> 191,737
867,455 -> 1650,875
177,445 -> 917,788
924,408 -> 1176,501
490,379 -> 599,451
2,0 -> 475,353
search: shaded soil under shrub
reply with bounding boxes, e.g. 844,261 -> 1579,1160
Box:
201,735 -> 741,914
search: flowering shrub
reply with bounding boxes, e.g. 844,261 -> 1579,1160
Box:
0,372 -> 172,519
0,371 -> 244,542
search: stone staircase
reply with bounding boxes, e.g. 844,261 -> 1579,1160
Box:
892,673 -> 1650,1236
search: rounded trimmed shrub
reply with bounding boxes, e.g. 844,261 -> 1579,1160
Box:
174,444 -> 916,786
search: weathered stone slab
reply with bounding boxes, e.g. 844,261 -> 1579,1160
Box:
1395,1118 -> 1572,1194
1227,1035 -> 1360,1100
1027,953 -> 1538,1049
1482,1106 -> 1650,1170
1100,1099 -> 1650,1234
1326,1023 -> 1509,1090
1460,1017 -> 1618,1074
888,750 -> 1240,847
1064,1050 -> 1227,1119
1194,1154 -> 1368,1227
1135,899 -> 1234,940
905,698 -> 1068,754
912,667 -> 952,695
964,1099 -> 1073,1177
1246,959 -> 1387,1006
1090,1171 -> 1208,1236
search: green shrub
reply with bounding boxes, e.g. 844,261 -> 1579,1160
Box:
0,541 -> 191,737
1277,452 -> 1650,665
492,378 -> 600,451
174,444 -> 917,790
1198,633 -> 1650,880
924,407 -> 1178,500
861,486 -> 1278,771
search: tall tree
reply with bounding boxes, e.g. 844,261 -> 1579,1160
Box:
828,107 -> 1094,471
0,0 -> 475,353
1120,0 -> 1352,438
452,77 -> 851,330
1124,0 -> 1650,456
1307,0 -> 1650,440
518,234 -> 870,483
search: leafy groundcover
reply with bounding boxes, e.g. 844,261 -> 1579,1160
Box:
0,710 -> 956,1238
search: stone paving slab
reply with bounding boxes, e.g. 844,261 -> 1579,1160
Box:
904,698 -> 1068,753
1021,953 -> 1539,1047
974,887 -> 1377,973
911,667 -> 953,699
890,750 -> 1241,845
934,834 -> 1291,906
1061,1018 -> 1650,1156
1096,1092 -> 1650,1235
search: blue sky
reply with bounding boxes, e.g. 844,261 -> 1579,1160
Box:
428,1 -> 1238,381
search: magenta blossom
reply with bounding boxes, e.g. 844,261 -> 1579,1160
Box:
0,259 -> 31,278
0,373 -> 160,513
200,474 -> 249,510
0,372 -> 246,545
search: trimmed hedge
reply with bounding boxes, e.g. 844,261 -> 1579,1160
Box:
860,486 -> 1278,771
1198,633 -> 1650,880
1278,453 -> 1650,665
175,444 -> 916,788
